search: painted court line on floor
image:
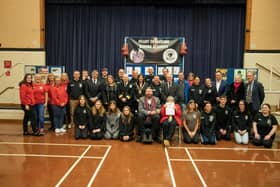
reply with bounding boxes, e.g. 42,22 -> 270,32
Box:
169,158 -> 280,164
55,145 -> 92,187
168,146 -> 280,151
0,153 -> 103,159
0,141 -> 110,147
184,148 -> 207,187
87,145 -> 112,187
164,147 -> 177,187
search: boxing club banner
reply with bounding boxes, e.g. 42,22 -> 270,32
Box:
127,37 -> 181,64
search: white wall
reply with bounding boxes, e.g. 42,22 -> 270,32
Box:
244,53 -> 280,107
0,51 -> 45,104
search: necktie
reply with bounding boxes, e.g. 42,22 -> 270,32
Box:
246,83 -> 252,103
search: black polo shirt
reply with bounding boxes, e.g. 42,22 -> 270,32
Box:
253,113 -> 278,136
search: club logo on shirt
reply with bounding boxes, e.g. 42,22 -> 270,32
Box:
83,109 -> 87,114
209,115 -> 214,122
208,89 -> 212,93
245,115 -> 248,120
193,114 -> 196,119
225,110 -> 228,115
79,83 -> 83,88
199,89 -> 202,94
267,119 -> 271,126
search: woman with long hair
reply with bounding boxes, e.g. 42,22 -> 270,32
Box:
49,77 -> 68,134
133,74 -> 149,113
74,95 -> 91,139
19,74 -> 38,135
33,74 -> 48,135
182,100 -> 200,144
103,75 -> 118,109
104,100 -> 121,139
119,106 -> 134,141
89,100 -> 106,139
252,103 -> 278,148
232,100 -> 251,144
46,73 -> 55,131
61,73 -> 71,128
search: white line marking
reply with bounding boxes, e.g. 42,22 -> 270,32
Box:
170,158 -> 280,164
164,148 -> 177,187
168,146 -> 280,151
55,145 -> 92,187
0,153 -> 103,159
87,145 -> 112,187
185,148 -> 207,187
0,141 -> 110,147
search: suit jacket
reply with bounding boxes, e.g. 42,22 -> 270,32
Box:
85,79 -> 102,105
162,82 -> 177,103
227,82 -> 245,108
245,80 -> 265,111
138,96 -> 161,116
214,80 -> 227,97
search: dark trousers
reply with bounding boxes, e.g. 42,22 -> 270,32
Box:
201,133 -> 216,144
137,113 -> 160,139
162,119 -> 177,141
216,128 -> 231,141
182,129 -> 199,144
21,105 -> 37,133
75,127 -> 88,139
89,131 -> 104,140
52,105 -> 66,130
252,134 -> 275,148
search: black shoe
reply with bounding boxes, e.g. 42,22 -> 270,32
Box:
136,136 -> 142,142
23,131 -> 32,136
154,137 -> 162,144
32,131 -> 41,136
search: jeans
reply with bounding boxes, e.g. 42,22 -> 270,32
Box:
52,105 -> 66,130
201,134 -> 216,144
34,103 -> 45,129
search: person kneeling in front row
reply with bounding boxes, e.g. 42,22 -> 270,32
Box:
160,96 -> 182,147
200,102 -> 216,145
252,103 -> 278,148
89,100 -> 106,140
119,106 -> 135,141
182,100 -> 200,144
74,95 -> 91,139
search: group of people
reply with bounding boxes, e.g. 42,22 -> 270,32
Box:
19,67 -> 278,148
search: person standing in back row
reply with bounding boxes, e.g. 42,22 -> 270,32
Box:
245,71 -> 265,118
68,70 -> 84,129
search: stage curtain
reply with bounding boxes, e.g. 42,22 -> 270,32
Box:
46,3 -> 245,79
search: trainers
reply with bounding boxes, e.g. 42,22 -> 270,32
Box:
60,128 -> 66,133
68,124 -> 72,129
164,140 -> 170,147
55,128 -> 61,133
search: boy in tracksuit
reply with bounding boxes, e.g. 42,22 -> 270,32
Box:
200,102 -> 216,144
215,96 -> 231,140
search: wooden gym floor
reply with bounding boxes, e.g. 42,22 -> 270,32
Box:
0,121 -> 279,187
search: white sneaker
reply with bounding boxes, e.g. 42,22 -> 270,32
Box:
60,128 -> 66,133
55,128 -> 61,133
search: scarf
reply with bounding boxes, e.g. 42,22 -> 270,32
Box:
233,82 -> 241,93
144,96 -> 156,111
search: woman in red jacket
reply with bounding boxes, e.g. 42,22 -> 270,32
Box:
50,77 -> 68,134
46,73 -> 55,131
160,96 -> 182,147
33,74 -> 48,135
19,74 -> 38,135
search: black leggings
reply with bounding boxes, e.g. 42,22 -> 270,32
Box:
22,105 -> 37,133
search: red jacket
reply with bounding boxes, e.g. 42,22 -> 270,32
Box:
46,83 -> 54,104
160,103 -> 182,126
49,85 -> 68,107
33,83 -> 47,104
20,83 -> 35,106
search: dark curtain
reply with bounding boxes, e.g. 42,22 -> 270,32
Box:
46,4 -> 245,79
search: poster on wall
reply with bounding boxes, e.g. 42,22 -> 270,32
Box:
127,37 -> 181,64
24,65 -> 36,74
216,68 -> 228,81
50,67 -> 63,77
234,69 -> 247,82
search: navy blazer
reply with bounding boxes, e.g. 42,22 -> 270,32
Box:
214,80 -> 227,97
245,80 -> 265,111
